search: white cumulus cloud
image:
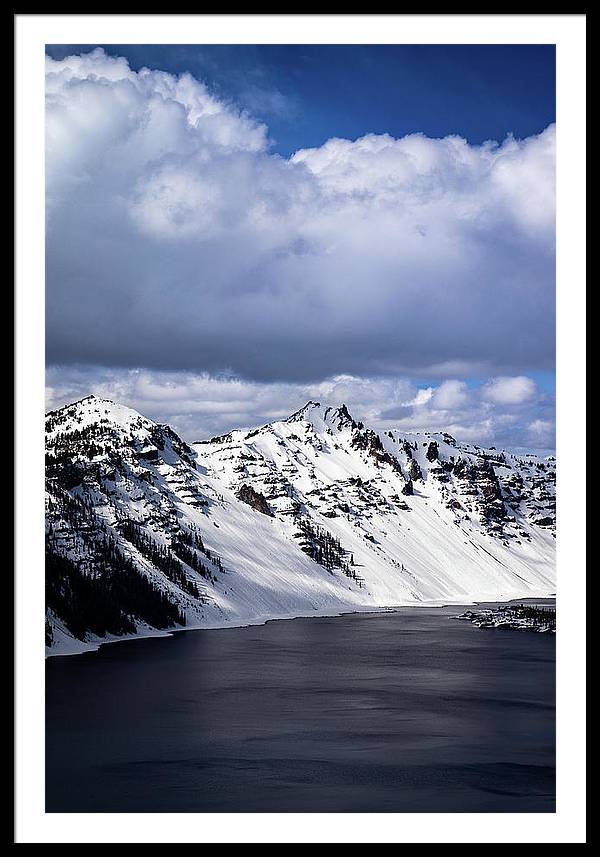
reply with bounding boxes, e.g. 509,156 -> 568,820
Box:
45,49 -> 556,383
431,380 -> 469,409
482,376 -> 537,405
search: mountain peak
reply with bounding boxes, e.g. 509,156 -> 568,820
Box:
45,395 -> 158,442
285,400 -> 359,430
324,403 -> 358,428
47,393 -> 119,414
286,400 -> 322,422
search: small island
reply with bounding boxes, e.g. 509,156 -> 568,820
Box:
452,603 -> 556,633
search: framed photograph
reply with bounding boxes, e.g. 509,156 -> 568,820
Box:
15,13 -> 586,844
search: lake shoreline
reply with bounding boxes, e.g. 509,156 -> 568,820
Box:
45,593 -> 556,659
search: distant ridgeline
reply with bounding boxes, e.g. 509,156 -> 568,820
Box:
45,396 -> 556,655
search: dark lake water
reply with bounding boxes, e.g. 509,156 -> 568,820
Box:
46,606 -> 555,812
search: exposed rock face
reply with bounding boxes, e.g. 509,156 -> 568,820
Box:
351,428 -> 404,476
136,448 -> 160,462
531,516 -> 554,528
453,457 -> 468,478
236,484 -> 274,517
426,441 -> 439,462
324,403 -> 358,431
401,479 -> 414,496
472,461 -> 506,523
448,457 -> 509,528
407,458 -> 423,481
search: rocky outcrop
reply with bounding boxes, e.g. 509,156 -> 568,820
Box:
464,460 -> 507,525
531,515 -> 554,528
407,457 -> 423,481
401,479 -> 414,496
236,484 -> 274,517
324,403 -> 358,431
351,428 -> 404,476
426,441 -> 439,462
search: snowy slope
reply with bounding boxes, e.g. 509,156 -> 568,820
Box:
45,396 -> 555,655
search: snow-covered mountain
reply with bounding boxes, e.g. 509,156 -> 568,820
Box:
45,396 -> 556,655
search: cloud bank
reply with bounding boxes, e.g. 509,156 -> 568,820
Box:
46,49 -> 555,383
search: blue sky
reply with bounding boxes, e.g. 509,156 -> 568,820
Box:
45,45 -> 556,448
46,44 -> 555,156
